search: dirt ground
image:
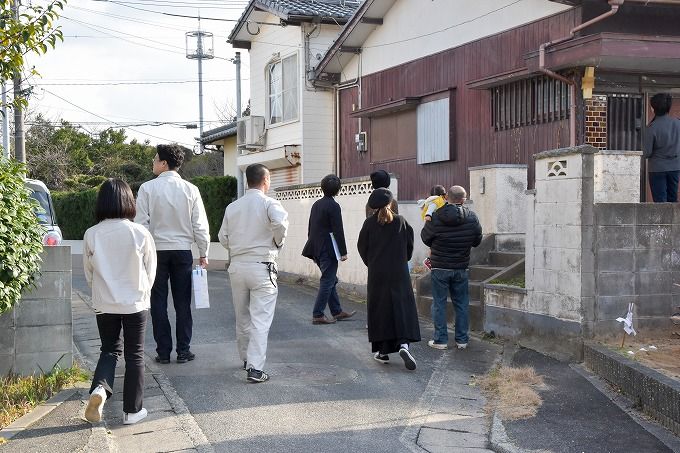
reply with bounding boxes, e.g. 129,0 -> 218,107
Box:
605,337 -> 680,381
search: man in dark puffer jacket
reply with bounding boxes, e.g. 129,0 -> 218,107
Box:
421,185 -> 482,351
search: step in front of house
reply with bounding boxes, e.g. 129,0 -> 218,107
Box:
469,265 -> 505,281
488,251 -> 525,267
469,281 -> 482,301
415,294 -> 483,332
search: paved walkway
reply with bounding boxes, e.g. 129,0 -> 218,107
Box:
5,259 -> 677,452
1,260 -> 500,452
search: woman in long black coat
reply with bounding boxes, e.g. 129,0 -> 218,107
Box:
358,188 -> 421,370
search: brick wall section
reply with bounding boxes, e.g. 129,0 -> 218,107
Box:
585,95 -> 608,150
585,343 -> 680,436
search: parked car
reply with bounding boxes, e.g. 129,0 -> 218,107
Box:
25,178 -> 62,246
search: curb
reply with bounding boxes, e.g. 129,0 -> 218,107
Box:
571,363 -> 680,453
0,382 -> 89,441
584,343 -> 680,437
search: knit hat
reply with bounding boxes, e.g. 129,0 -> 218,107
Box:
370,170 -> 390,189
368,188 -> 393,209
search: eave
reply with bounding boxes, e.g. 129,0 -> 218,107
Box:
314,0 -> 397,81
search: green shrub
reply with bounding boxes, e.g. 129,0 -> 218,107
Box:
52,188 -> 98,240
190,176 -> 237,242
52,176 -> 237,242
0,160 -> 44,314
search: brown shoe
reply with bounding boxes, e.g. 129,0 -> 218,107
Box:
333,310 -> 357,321
312,315 -> 337,325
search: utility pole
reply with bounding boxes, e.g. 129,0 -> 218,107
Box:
1,82 -> 9,159
233,51 -> 244,198
235,52 -> 241,121
12,0 -> 25,162
185,19 -> 214,153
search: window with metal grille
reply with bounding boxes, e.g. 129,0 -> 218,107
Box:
491,76 -> 570,131
607,94 -> 642,151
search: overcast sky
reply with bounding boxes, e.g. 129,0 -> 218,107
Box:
23,0 -> 251,149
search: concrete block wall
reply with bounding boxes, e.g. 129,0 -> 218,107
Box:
0,246 -> 73,376
492,145 -> 598,359
528,146 -> 596,323
488,146 -> 648,359
593,151 -> 642,203
468,164 -> 528,251
592,203 -> 680,338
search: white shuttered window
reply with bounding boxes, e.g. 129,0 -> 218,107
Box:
417,98 -> 449,164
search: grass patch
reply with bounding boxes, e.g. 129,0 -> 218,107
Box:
0,364 -> 89,429
489,275 -> 525,288
477,366 -> 545,420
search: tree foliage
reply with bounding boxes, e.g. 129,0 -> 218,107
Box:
26,115 -> 224,190
0,0 -> 65,106
26,115 -> 157,190
0,159 -> 44,314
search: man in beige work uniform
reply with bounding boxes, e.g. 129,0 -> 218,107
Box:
218,163 -> 289,383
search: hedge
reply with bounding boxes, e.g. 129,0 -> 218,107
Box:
53,176 -> 237,242
0,160 -> 45,314
52,188 -> 98,241
191,176 -> 237,242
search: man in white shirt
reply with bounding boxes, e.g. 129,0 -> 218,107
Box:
135,144 -> 210,364
218,164 -> 289,383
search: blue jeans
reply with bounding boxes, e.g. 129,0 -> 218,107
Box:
312,251 -> 342,318
431,268 -> 469,345
649,170 -> 679,202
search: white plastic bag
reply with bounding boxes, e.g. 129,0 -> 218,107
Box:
192,265 -> 210,309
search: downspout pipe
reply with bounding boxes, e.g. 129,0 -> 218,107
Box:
538,0 -> 624,146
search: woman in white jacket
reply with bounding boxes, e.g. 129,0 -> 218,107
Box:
83,179 -> 156,425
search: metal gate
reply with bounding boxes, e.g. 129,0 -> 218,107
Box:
607,94 -> 643,151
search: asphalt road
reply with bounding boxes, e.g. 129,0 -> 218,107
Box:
71,260 -> 497,453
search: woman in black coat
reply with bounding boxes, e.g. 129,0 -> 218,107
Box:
358,188 -> 421,370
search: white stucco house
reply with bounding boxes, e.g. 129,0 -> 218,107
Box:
200,121 -> 238,177
227,0 -> 362,191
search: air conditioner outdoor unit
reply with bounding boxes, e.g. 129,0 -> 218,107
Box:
236,116 -> 265,150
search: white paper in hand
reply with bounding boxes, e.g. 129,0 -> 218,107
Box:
329,232 -> 341,261
192,265 -> 210,309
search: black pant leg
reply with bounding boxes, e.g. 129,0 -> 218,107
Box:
169,250 -> 194,354
121,310 -> 147,414
150,251 -> 172,357
91,313 -> 123,397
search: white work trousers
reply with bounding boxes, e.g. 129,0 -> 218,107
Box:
228,262 -> 278,371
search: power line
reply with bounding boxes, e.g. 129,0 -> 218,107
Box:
93,0 -> 281,24
61,15 -> 189,56
361,0 -> 525,49
66,4 -> 218,34
62,15 -> 236,60
41,88 -> 196,146
106,0 -> 247,9
33,78 -> 248,86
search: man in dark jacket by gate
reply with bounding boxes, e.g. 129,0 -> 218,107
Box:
421,185 -> 482,350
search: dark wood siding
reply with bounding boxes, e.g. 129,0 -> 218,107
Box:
339,8 -> 580,200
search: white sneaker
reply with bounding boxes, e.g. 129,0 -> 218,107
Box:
399,348 -> 417,371
123,408 -> 148,425
455,342 -> 468,349
428,340 -> 448,350
85,385 -> 107,423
